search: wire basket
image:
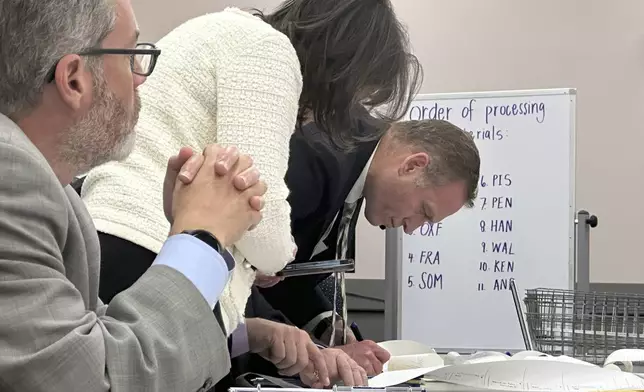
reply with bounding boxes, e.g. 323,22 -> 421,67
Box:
523,288 -> 644,365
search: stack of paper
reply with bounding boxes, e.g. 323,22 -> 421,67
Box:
368,341 -> 644,391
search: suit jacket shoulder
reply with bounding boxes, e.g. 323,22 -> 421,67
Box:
287,122 -> 378,260
261,121 -> 379,327
0,115 -> 230,392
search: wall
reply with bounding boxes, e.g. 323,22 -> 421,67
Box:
131,0 -> 644,284
132,0 -> 281,42
353,0 -> 644,284
392,0 -> 644,284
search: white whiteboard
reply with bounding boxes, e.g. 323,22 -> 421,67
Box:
394,88 -> 576,353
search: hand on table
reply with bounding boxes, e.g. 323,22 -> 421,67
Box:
246,318 -> 330,388
301,348 -> 368,388
338,340 -> 391,376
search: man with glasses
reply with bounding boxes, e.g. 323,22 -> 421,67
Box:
46,43 -> 160,83
0,0 -> 268,391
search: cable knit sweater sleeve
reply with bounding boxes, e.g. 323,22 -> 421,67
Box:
215,24 -> 302,274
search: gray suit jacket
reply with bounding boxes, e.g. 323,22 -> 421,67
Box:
0,114 -> 230,392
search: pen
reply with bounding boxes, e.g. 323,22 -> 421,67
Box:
350,321 -> 364,342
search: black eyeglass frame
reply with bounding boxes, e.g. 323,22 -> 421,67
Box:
46,42 -> 161,83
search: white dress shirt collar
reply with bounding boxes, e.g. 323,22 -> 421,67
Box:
345,140 -> 379,204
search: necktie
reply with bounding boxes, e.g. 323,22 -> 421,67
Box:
322,197 -> 363,346
337,197 -> 364,260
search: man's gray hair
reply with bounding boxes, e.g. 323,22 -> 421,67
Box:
390,119 -> 481,208
0,0 -> 117,116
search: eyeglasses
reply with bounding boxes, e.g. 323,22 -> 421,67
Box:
46,42 -> 161,83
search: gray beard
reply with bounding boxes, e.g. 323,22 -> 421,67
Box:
59,75 -> 139,174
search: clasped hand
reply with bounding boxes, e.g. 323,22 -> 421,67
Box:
162,144 -> 265,246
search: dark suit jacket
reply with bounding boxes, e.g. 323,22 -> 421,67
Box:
258,122 -> 380,333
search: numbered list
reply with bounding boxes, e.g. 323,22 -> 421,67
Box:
406,222 -> 444,292
477,173 -> 515,292
404,96 -> 547,293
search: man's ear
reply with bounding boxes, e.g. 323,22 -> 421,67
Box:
398,152 -> 430,177
53,54 -> 92,112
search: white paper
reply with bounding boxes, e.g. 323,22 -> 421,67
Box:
509,350 -> 550,360
371,341 -> 642,389
368,366 -> 443,388
425,359 -> 644,391
604,349 -> 644,372
509,351 -> 597,367
377,340 -> 436,356
377,339 -> 443,375
386,353 -> 444,371
368,340 -> 445,386
444,351 -> 510,366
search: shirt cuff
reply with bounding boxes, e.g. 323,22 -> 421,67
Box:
153,234 -> 230,310
230,322 -> 250,358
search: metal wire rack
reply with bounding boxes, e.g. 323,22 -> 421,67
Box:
523,288 -> 644,365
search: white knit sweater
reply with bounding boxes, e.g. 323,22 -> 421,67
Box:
81,8 -> 302,334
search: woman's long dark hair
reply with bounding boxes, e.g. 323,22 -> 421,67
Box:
254,0 -> 423,151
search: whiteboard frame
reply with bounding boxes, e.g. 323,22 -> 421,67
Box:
383,88 -> 577,352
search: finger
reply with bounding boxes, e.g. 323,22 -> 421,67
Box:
369,352 -> 384,375
246,179 -> 267,198
165,147 -> 194,183
361,357 -> 376,377
357,351 -> 379,376
291,235 -> 298,259
357,366 -> 368,386
214,146 -> 240,176
277,335 -> 298,372
373,346 -> 392,363
201,145 -> 226,176
352,367 -> 365,386
233,166 -> 260,191
248,210 -> 262,232
308,375 -> 325,389
172,147 -> 195,170
178,153 -> 204,183
257,277 -> 282,288
308,343 -> 330,386
269,339 -> 287,366
243,181 -> 266,227
202,143 -> 225,159
337,354 -> 355,386
249,195 -> 264,212
300,369 -> 322,389
282,335 -> 309,376
230,153 -> 254,176
299,372 -> 314,388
